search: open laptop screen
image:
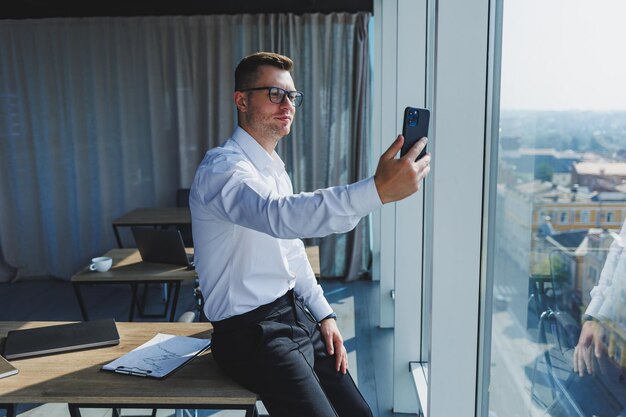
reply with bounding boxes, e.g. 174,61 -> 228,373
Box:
131,227 -> 194,269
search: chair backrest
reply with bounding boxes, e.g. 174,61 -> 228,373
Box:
176,188 -> 193,246
177,188 -> 191,208
532,309 -> 624,417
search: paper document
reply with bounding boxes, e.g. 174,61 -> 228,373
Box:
0,355 -> 18,379
102,333 -> 211,379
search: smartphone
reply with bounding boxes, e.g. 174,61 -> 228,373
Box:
400,106 -> 430,161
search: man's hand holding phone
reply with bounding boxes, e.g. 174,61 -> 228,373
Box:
374,135 -> 430,204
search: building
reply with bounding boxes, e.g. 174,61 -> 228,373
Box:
572,161 -> 626,192
500,148 -> 582,186
528,181 -> 626,233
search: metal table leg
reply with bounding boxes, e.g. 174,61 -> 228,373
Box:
168,281 -> 182,322
72,282 -> 90,321
0,404 -> 16,417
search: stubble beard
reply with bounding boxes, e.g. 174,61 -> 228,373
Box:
248,111 -> 292,145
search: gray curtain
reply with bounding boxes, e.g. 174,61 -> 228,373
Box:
0,13 -> 372,282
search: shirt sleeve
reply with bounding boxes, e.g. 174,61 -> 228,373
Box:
584,224 -> 626,318
193,153 -> 383,239
287,239 -> 333,321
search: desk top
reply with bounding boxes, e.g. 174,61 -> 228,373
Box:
112,207 -> 191,226
71,247 -> 314,282
0,321 -> 256,406
72,249 -> 197,283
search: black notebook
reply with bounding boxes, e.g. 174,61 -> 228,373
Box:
2,318 -> 120,360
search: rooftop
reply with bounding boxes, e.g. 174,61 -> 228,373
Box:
573,161 -> 626,176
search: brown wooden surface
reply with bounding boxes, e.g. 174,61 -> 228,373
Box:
0,321 -> 256,406
305,246 -> 321,277
71,249 -> 197,283
112,207 -> 191,226
0,279 -> 393,417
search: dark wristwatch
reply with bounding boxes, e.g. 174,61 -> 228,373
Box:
320,312 -> 337,322
582,314 -> 595,323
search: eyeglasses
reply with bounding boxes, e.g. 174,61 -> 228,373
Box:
239,86 -> 304,107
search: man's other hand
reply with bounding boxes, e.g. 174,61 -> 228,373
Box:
374,135 -> 431,204
320,318 -> 348,374
573,320 -> 606,376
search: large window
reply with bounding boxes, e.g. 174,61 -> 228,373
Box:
483,1 -> 626,416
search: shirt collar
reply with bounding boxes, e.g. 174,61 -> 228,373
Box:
232,127 -> 286,173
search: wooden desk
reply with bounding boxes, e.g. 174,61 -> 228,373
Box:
72,249 -> 196,322
112,207 -> 191,248
0,321 -> 257,417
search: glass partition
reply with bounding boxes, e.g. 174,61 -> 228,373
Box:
483,1 -> 626,416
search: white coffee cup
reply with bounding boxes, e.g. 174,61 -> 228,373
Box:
89,256 -> 113,272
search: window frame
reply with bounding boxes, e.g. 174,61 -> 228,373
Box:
426,1 -> 494,416
581,209 -> 591,224
607,211 -> 614,223
372,0 -> 496,415
372,0 -> 430,412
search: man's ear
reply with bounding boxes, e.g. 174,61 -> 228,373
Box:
234,91 -> 247,113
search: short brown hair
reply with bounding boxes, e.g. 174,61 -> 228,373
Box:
234,52 -> 294,91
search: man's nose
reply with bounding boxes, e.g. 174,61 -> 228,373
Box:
279,95 -> 295,109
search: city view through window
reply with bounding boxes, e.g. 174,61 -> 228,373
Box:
485,1 -> 626,416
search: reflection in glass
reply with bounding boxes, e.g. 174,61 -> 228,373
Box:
484,0 -> 626,416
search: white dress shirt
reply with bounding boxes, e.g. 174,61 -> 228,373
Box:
190,127 -> 383,321
585,220 -> 626,322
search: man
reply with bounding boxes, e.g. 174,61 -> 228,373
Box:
572,220 -> 626,417
190,51 -> 430,417
573,220 -> 626,376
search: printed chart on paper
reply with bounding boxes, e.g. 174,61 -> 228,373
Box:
103,333 -> 211,378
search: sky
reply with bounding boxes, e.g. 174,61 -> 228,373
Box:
500,0 -> 626,111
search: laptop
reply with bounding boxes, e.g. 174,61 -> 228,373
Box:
131,227 -> 195,269
2,319 -> 120,360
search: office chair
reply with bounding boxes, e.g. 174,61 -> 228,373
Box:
530,308 -> 585,417
529,249 -> 623,416
176,188 -> 193,247
176,278 -> 205,323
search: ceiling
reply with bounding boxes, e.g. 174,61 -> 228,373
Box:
2,0 -> 373,20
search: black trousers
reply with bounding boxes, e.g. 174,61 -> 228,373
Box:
211,290 -> 373,417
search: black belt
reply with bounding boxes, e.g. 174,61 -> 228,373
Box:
211,289 -> 295,333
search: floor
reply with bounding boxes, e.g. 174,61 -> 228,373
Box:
0,277 -> 398,417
